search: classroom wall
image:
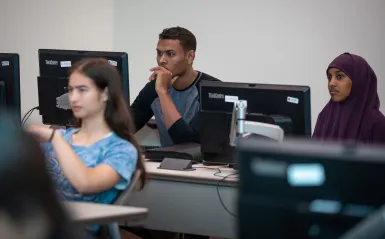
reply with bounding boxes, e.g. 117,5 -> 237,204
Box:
1,0 -> 384,132
114,0 -> 385,131
0,0 -> 115,124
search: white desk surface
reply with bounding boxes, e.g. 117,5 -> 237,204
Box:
63,201 -> 148,226
144,161 -> 238,187
130,161 -> 238,237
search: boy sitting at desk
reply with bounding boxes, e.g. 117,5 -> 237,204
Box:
130,26 -> 220,148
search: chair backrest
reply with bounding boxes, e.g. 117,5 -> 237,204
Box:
114,169 -> 142,205
103,170 -> 143,239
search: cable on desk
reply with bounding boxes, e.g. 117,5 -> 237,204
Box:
216,171 -> 239,218
192,165 -> 239,217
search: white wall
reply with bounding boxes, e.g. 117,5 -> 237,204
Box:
0,0 -> 115,124
114,0 -> 385,131
1,0 -> 384,131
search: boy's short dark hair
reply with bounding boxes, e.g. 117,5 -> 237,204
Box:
159,26 -> 197,52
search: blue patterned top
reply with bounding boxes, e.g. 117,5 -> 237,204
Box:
41,127 -> 138,204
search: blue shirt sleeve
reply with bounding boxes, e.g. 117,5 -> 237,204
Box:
101,140 -> 138,190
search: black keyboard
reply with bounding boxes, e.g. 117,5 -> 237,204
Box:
141,145 -> 161,150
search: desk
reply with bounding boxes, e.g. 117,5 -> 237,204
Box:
128,161 -> 238,238
64,201 -> 148,227
135,118 -> 161,148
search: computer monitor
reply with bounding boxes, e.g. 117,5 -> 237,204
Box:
237,137 -> 385,239
0,82 -> 5,114
0,53 -> 21,120
37,49 -> 129,126
199,81 -> 311,164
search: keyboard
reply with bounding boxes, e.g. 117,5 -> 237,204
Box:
141,145 -> 161,150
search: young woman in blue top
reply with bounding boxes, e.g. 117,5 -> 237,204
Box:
27,58 -> 146,207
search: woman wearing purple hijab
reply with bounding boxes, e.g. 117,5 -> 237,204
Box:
312,53 -> 385,145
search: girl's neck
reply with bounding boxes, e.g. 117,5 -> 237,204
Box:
78,114 -> 111,138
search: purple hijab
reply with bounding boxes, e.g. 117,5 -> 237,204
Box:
312,53 -> 385,145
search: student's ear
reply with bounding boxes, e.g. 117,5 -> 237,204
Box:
187,50 -> 195,65
102,87 -> 108,102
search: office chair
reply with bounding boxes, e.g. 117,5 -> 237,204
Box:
114,170 -> 142,206
99,170 -> 143,239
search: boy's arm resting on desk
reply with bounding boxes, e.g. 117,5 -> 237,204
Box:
131,79 -> 201,144
168,111 -> 200,144
130,81 -> 157,132
157,91 -> 182,129
155,90 -> 199,144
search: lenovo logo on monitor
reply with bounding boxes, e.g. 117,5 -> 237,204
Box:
208,92 -> 225,99
45,60 -> 58,66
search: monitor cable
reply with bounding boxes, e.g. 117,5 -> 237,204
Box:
216,170 -> 239,218
22,106 -> 39,126
192,165 -> 239,218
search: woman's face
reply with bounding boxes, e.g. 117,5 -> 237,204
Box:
327,68 -> 353,102
68,72 -> 107,119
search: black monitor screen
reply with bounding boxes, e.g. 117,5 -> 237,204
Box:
0,53 -> 21,120
200,81 -> 311,136
38,49 -> 129,126
0,81 -> 5,111
199,80 -> 311,164
238,137 -> 385,239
